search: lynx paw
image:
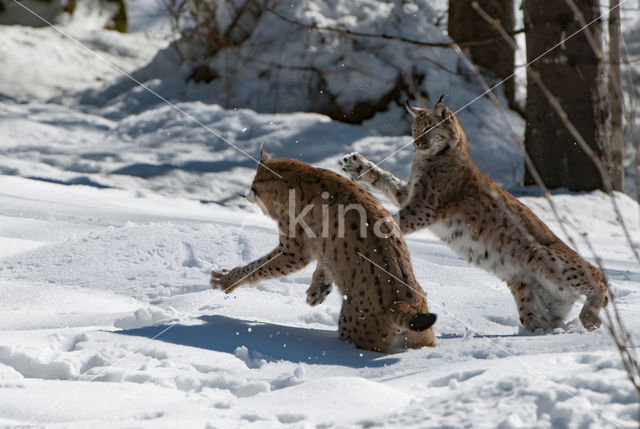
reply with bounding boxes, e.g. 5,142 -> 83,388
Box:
210,268 -> 239,293
339,152 -> 377,183
306,282 -> 332,306
579,307 -> 602,331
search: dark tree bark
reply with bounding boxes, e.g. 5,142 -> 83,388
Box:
106,0 -> 127,33
523,0 -> 607,191
448,0 -> 515,107
607,0 -> 624,191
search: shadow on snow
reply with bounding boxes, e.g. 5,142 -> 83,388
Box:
118,314 -> 401,368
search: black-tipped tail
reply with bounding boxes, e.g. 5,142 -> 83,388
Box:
409,313 -> 437,331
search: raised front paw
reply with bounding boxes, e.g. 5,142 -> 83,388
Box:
306,282 -> 332,306
210,268 -> 240,293
339,152 -> 377,183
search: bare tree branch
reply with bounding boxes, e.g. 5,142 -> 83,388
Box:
262,3 -> 522,50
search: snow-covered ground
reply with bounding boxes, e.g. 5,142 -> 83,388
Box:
1,0 -> 640,427
1,168 -> 639,428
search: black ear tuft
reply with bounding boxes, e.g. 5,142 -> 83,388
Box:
260,149 -> 271,163
405,100 -> 420,118
434,95 -> 448,119
435,102 -> 448,120
409,313 -> 437,331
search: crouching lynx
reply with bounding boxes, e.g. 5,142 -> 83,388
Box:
210,151 -> 437,352
339,101 -> 607,331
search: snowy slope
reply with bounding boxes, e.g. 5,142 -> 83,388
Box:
0,0 -> 169,102
4,2 -> 504,206
0,175 -> 639,428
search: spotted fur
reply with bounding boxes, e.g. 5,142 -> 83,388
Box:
339,101 -> 607,331
211,151 -> 436,352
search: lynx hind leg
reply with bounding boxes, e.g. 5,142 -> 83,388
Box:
338,305 -> 396,353
306,265 -> 333,306
579,302 -> 602,331
542,252 -> 607,331
576,270 -> 607,331
339,152 -> 379,184
507,280 -> 559,331
543,291 -> 575,329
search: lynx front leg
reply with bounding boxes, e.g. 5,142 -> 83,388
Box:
340,152 -> 410,206
306,264 -> 333,306
211,246 -> 310,294
396,199 -> 437,234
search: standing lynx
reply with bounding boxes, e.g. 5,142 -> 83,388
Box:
210,151 -> 437,352
339,101 -> 607,331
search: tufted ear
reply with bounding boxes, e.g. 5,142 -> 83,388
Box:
435,101 -> 449,120
260,149 -> 271,163
405,100 -> 424,118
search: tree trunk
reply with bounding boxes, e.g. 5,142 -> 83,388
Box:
105,0 -> 127,33
523,0 -> 607,191
607,0 -> 625,191
448,0 -> 515,107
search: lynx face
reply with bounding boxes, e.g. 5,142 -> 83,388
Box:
407,102 -> 463,157
246,188 -> 269,215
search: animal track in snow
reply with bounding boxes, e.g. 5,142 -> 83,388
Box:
429,369 -> 486,388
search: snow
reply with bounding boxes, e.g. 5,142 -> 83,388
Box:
0,0 -> 168,102
0,171 -> 638,428
0,0 -> 639,427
